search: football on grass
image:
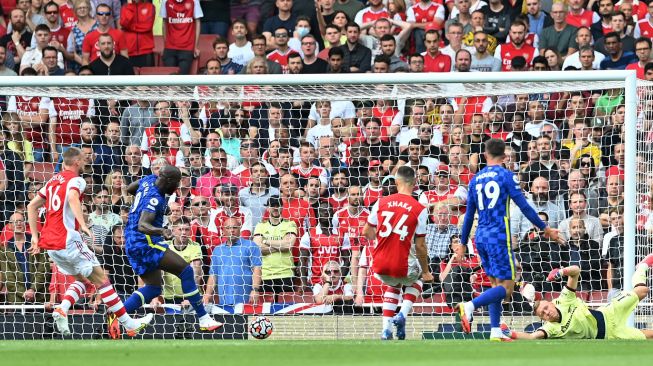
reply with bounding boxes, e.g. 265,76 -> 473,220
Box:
249,316 -> 273,339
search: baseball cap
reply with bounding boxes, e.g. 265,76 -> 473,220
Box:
591,117 -> 607,128
220,183 -> 239,193
354,100 -> 374,109
382,175 -> 396,185
436,164 -> 449,175
180,168 -> 190,177
368,159 -> 382,169
268,195 -> 283,207
488,104 -> 504,113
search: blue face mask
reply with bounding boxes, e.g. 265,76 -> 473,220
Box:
296,27 -> 310,38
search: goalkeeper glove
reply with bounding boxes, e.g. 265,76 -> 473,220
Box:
546,268 -> 564,282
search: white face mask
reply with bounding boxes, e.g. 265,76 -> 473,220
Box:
296,26 -> 310,38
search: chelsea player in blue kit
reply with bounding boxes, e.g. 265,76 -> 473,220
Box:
459,139 -> 562,341
120,165 -> 222,332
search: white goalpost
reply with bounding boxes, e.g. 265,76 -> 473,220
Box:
0,71 -> 648,339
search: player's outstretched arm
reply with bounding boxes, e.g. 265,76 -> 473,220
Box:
138,211 -> 172,239
512,330 -> 547,340
547,265 -> 581,291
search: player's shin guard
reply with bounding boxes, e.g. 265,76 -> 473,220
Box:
59,281 -> 86,312
123,285 -> 163,313
399,281 -> 422,317
98,282 -> 133,326
382,287 -> 401,331
179,266 -> 207,318
472,285 -> 507,309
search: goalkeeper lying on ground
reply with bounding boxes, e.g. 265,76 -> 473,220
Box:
503,254 -> 653,340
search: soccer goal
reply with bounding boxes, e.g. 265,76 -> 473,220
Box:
0,71 -> 649,340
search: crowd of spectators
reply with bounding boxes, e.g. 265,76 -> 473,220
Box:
0,0 -> 650,313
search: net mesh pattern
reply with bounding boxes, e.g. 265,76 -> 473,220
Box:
0,78 -> 650,340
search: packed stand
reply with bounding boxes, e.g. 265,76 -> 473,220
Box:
0,0 -> 644,313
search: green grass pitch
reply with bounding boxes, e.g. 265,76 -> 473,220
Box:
3,340 -> 653,366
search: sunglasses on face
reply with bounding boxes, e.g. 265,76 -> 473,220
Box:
192,201 -> 208,207
325,270 -> 340,275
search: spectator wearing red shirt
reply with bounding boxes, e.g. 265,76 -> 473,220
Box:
407,0 -> 446,54
81,4 -> 128,65
47,95 -> 95,161
291,141 -> 329,190
140,101 -> 193,153
494,21 -> 538,71
196,148 -> 243,201
448,144 -> 473,186
363,160 -> 384,207
120,0 -> 155,68
566,0 -> 600,28
277,173 -> 317,258
626,37 -> 651,79
312,260 -> 354,305
209,183 -> 254,241
328,169 -> 349,211
160,0 -> 203,74
300,203 -> 351,288
354,0 -> 390,34
231,139 -> 277,187
267,26 -> 295,74
43,2 -> 71,53
59,0 -> 78,30
422,29 -> 452,72
189,195 -> 222,253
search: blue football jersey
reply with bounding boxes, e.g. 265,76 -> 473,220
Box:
125,175 -> 167,245
461,165 -> 546,246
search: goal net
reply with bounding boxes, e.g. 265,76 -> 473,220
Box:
0,72 -> 648,340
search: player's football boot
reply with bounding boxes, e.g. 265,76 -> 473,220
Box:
125,313 -> 154,337
638,253 -> 653,268
52,308 -> 71,336
392,313 -> 407,340
381,328 -> 393,340
107,313 -> 121,340
489,335 -> 514,342
457,303 -> 473,334
199,315 -> 224,332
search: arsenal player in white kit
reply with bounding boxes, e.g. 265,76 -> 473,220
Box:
26,147 -> 152,337
363,166 -> 433,340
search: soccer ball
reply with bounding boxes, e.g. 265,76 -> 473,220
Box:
249,316 -> 273,339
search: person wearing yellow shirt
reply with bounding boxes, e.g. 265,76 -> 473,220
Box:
253,196 -> 298,298
504,255 -> 653,340
151,217 -> 203,307
562,118 -> 602,168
